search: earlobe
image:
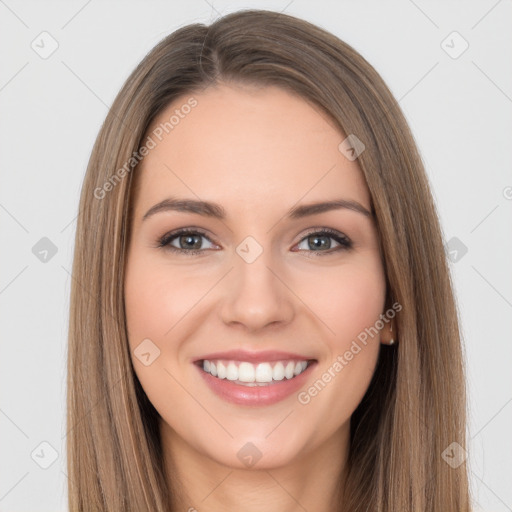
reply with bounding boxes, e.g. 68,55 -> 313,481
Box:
381,321 -> 397,345
388,322 -> 395,345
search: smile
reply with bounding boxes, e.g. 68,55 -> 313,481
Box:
199,359 -> 311,386
195,358 -> 317,406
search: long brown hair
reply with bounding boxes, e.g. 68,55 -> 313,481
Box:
67,9 -> 471,511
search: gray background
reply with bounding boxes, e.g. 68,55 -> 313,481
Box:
1,1 -> 511,510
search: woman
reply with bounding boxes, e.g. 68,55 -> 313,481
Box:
66,9 -> 471,511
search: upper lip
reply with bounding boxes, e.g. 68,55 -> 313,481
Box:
194,349 -> 315,364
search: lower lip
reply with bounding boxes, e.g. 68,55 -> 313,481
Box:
195,362 -> 316,406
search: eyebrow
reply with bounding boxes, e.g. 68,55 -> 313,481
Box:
142,196 -> 373,222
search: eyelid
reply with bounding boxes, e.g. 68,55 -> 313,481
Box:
292,227 -> 352,254
297,226 -> 350,242
157,227 -> 219,250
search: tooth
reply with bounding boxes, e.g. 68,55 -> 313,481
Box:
204,359 -> 310,382
255,362 -> 273,382
217,361 -> 226,379
284,361 -> 295,379
238,362 -> 256,382
273,362 -> 285,381
226,362 -> 238,381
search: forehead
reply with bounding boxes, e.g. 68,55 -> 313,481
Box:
133,83 -> 371,218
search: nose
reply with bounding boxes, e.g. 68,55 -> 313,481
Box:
219,247 -> 295,332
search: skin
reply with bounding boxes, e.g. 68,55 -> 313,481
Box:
124,82 -> 393,512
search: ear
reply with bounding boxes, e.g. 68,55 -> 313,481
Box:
380,320 -> 396,345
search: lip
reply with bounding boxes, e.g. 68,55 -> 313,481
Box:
195,359 -> 317,407
194,349 -> 312,364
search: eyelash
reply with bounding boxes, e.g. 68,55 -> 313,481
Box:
156,227 -> 353,257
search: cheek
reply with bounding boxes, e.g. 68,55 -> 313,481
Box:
124,249 -> 387,358
294,257 -> 386,427
124,255 -> 200,413
124,256 -> 209,347
301,256 -> 387,345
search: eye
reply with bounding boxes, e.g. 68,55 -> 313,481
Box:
294,228 -> 352,256
157,227 -> 352,256
157,228 -> 218,255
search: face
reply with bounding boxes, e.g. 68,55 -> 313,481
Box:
124,83 -> 389,470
